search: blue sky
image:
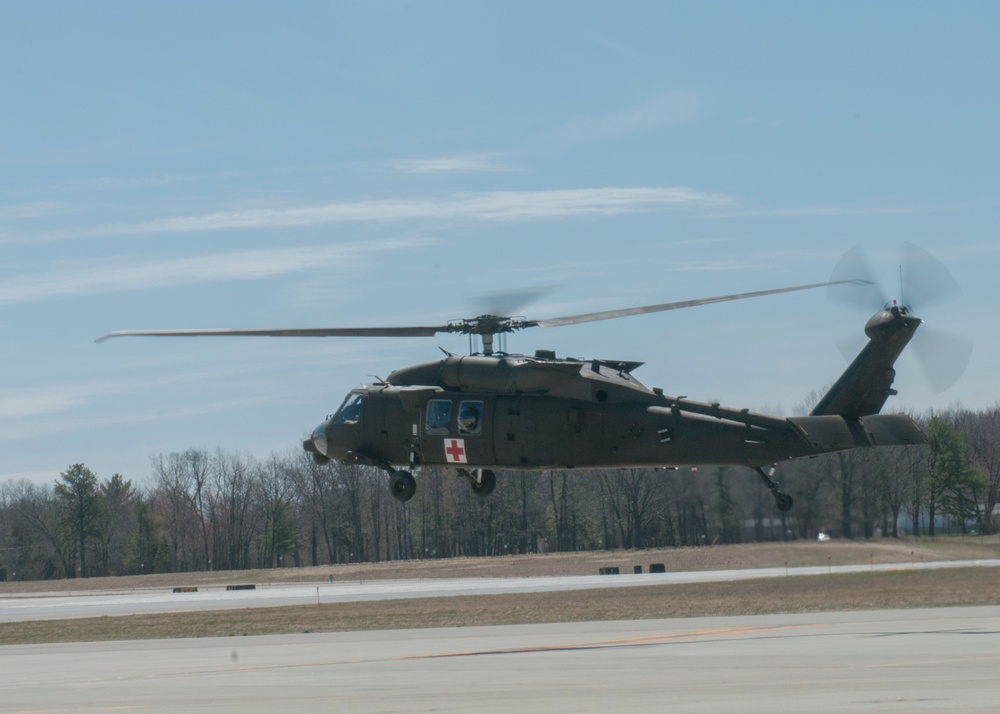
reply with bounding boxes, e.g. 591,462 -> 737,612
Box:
2,2 -> 998,486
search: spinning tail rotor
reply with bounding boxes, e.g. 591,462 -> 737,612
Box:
828,243 -> 971,393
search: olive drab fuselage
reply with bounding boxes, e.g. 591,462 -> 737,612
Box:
303,305 -> 929,508
308,336 -> 925,476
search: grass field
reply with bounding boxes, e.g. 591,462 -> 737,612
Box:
1,536 -> 998,645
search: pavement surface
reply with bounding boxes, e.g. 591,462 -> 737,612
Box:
3,606 -> 999,712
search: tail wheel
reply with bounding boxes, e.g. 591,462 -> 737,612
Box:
389,470 -> 416,502
471,469 -> 497,497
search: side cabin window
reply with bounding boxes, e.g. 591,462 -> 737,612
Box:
458,400 -> 484,436
425,399 -> 452,435
333,393 -> 363,424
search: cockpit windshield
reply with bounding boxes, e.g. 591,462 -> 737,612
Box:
332,393 -> 363,424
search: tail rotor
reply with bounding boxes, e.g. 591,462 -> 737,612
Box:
828,243 -> 971,394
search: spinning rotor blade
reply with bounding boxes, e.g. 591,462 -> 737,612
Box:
827,244 -> 886,310
97,325 -> 444,342
532,280 -> 854,329
912,326 -> 973,394
473,287 -> 554,320
828,242 -> 963,314
829,243 -> 971,393
899,242 -> 962,311
98,279 -> 850,346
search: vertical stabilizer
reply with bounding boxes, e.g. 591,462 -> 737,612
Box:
810,306 -> 920,419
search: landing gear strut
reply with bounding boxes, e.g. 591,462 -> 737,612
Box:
754,465 -> 794,512
459,468 -> 497,497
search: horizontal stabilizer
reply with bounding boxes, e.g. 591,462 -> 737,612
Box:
857,413 -> 927,446
789,413 -> 926,449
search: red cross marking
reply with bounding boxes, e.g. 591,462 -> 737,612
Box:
444,438 -> 467,463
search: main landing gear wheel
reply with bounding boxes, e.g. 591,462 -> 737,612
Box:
389,470 -> 416,502
470,469 -> 497,497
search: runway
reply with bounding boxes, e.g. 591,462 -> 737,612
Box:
2,558 -> 998,622
3,606 -> 999,712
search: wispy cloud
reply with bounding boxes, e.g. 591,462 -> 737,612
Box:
14,186 -> 731,244
670,260 -> 749,272
0,387 -> 109,430
537,93 -> 702,151
392,154 -> 516,174
115,187 -> 729,232
69,397 -> 270,430
0,201 -> 67,221
0,393 -> 268,445
709,201 -> 979,219
0,372 -> 224,420
0,237 -> 434,305
0,469 -> 62,486
0,389 -> 85,419
0,357 -> 292,434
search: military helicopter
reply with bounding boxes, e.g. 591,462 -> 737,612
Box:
99,245 -> 963,512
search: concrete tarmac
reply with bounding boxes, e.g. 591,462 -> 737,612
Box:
3,606 -> 999,713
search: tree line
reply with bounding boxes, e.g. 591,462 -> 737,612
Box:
1,407 -> 997,581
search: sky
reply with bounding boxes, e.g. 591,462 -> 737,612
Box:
2,1 -> 998,487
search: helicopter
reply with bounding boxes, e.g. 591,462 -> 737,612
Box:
98,244 -> 965,512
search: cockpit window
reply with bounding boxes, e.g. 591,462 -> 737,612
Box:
425,399 -> 452,435
333,393 -> 363,424
458,400 -> 483,436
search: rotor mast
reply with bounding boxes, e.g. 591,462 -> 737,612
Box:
449,315 -> 530,356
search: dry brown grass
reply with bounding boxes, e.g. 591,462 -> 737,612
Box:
1,567 -> 998,646
1,537 -> 997,645
2,535 -> 997,595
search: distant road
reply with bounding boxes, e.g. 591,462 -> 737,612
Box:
2,559 -> 998,623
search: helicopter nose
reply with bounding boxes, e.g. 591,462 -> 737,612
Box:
304,421 -> 330,457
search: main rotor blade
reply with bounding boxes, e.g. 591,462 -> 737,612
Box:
97,280 -> 860,344
96,326 -> 445,343
532,280 -> 856,329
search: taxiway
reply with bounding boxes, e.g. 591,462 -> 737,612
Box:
2,606 -> 999,712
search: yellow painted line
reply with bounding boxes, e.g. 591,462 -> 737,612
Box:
407,624 -> 808,659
